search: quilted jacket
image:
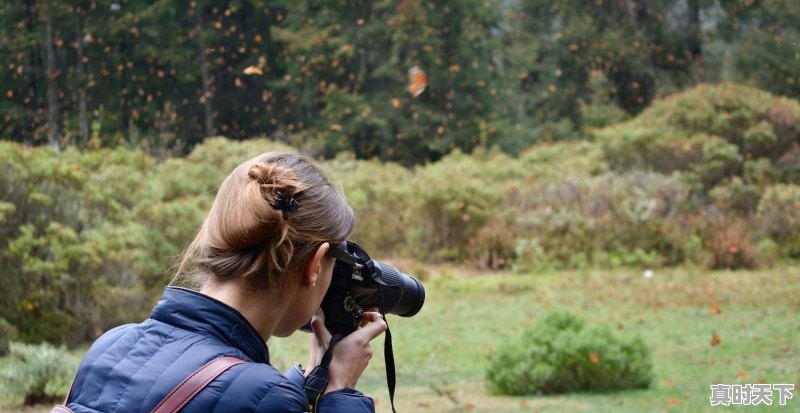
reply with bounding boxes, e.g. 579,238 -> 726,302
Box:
65,287 -> 375,413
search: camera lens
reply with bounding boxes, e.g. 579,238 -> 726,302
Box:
374,261 -> 425,317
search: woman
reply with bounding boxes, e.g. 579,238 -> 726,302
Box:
64,152 -> 386,412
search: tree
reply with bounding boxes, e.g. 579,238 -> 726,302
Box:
274,0 -> 502,164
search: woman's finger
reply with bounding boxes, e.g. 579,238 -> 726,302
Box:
359,308 -> 380,327
353,312 -> 387,342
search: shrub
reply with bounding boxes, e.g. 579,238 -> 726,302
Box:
487,312 -> 653,395
693,210 -> 758,269
596,83 -> 800,185
406,150 -> 521,263
325,157 -> 413,258
757,184 -> 800,258
518,141 -> 608,182
514,171 -> 689,270
0,318 -> 18,356
0,342 -> 78,405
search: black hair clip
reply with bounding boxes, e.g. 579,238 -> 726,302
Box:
272,192 -> 300,212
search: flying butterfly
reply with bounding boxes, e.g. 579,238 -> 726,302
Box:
243,65 -> 263,75
408,66 -> 427,97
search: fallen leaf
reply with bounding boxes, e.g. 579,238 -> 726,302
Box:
737,370 -> 748,380
667,397 -> 681,406
589,353 -> 600,363
710,304 -> 721,315
711,332 -> 721,347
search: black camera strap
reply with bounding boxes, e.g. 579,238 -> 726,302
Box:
378,286 -> 398,413
303,333 -> 343,413
383,323 -> 398,413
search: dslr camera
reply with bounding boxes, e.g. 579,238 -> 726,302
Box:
305,241 -> 425,336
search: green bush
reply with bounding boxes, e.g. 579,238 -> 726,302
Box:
487,312 -> 653,395
693,211 -> 758,269
514,171 -> 689,271
3,89 -> 800,346
0,342 -> 78,405
0,318 -> 18,356
406,149 -> 522,265
326,156 -> 413,258
596,83 -> 800,189
757,184 -> 800,258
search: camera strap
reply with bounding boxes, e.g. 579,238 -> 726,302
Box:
378,286 -> 398,413
383,323 -> 398,413
303,333 -> 343,413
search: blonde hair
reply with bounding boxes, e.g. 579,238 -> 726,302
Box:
173,152 -> 355,290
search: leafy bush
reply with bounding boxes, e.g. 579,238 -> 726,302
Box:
487,312 -> 653,395
0,142 -> 156,344
406,149 -> 522,265
0,138 -> 299,345
596,83 -> 800,191
514,171 -> 689,271
0,342 -> 78,405
757,184 -> 800,258
326,157 -> 413,257
2,85 -> 800,346
0,318 -> 17,356
694,211 -> 758,269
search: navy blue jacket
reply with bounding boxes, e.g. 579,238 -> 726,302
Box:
66,287 -> 375,413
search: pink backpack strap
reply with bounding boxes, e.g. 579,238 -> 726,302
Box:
52,356 -> 245,413
149,356 -> 245,413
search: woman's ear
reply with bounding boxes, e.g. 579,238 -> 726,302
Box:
304,242 -> 330,288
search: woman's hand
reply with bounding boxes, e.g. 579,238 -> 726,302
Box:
306,308 -> 387,393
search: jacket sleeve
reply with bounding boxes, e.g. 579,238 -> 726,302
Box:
284,364 -> 376,413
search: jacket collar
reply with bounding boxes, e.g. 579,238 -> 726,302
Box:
150,287 -> 270,364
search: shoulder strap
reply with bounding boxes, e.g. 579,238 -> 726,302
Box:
149,356 -> 245,413
55,356 -> 244,413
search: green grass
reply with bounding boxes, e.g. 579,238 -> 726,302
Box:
274,265 -> 800,413
3,266 -> 799,412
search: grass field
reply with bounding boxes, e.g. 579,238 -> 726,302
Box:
3,265 -> 799,412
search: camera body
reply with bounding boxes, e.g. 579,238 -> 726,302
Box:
307,241 -> 425,336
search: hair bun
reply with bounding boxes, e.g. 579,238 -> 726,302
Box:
248,163 -> 288,185
247,163 -> 299,194
247,161 -> 308,218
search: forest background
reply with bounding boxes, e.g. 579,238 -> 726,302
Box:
0,1 -> 799,410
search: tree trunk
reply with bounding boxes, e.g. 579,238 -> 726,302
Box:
687,0 -> 703,82
195,2 -> 214,138
46,18 -> 61,151
23,0 -> 40,145
76,10 -> 89,147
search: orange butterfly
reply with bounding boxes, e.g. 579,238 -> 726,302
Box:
243,65 -> 263,75
408,66 -> 427,97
